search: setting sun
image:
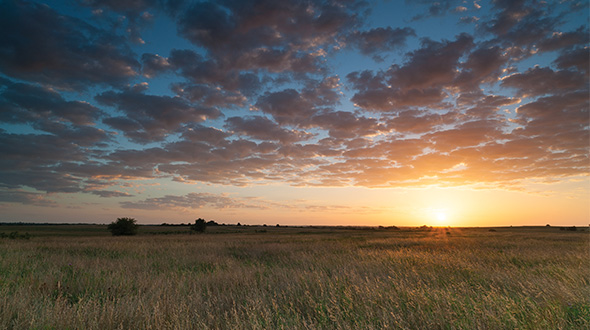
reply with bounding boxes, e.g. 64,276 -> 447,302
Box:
436,212 -> 447,223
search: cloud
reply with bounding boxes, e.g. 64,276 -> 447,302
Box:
225,116 -> 312,143
174,0 -> 367,74
120,192 -> 259,210
120,191 -> 380,215
515,91 -> 589,134
537,27 -> 588,52
143,49 -> 265,95
255,89 -> 318,125
410,0 -> 455,21
386,110 -> 445,134
171,83 -> 247,108
78,0 -> 157,13
0,0 -> 139,90
454,45 -> 507,91
97,86 -> 222,143
554,47 -> 589,75
481,0 -> 572,52
0,80 -> 104,128
90,190 -> 134,198
0,189 -> 57,207
347,34 -> 474,111
310,111 -> 385,138
389,34 -> 474,90
177,0 -> 363,52
0,0 -> 587,204
347,27 -> 416,58
500,66 -> 587,96
141,53 -> 173,78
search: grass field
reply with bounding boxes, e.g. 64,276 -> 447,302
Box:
0,224 -> 588,329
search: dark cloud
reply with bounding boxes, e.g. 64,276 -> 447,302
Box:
0,190 -> 57,207
409,0 -> 457,21
386,110 -> 445,134
537,26 -> 588,52
388,34 -> 474,90
347,27 -> 416,59
310,111 -> 384,138
501,66 -> 587,97
225,116 -> 312,143
141,53 -> 172,78
481,0 -> 576,53
515,91 -> 589,131
0,131 -> 114,193
0,0 -> 139,90
79,0 -> 157,13
454,45 -> 507,91
177,0 -> 364,52
179,125 -> 230,144
0,80 -> 104,127
120,192 -> 259,210
97,85 -> 222,143
255,89 -> 318,125
554,47 -> 589,75
143,49 -> 265,95
347,34 -> 473,111
175,0 -> 367,74
171,83 -> 247,108
90,190 -> 134,198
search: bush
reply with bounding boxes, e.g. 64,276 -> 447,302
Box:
191,218 -> 207,233
108,217 -> 138,236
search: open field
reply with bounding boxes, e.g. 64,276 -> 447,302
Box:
0,225 -> 588,329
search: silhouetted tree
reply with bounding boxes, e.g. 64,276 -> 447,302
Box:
108,217 -> 138,236
191,218 -> 207,232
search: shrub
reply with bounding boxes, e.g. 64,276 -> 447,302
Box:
191,218 -> 207,233
108,217 -> 138,236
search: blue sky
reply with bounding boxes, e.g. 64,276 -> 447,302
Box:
0,0 -> 588,226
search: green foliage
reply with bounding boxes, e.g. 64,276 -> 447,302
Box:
107,217 -> 138,236
191,218 -> 207,233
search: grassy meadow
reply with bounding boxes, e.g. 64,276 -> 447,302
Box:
0,224 -> 588,329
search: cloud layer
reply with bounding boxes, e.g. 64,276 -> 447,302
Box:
0,0 -> 588,212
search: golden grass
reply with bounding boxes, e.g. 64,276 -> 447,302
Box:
0,226 -> 588,329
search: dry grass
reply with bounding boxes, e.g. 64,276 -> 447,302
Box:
0,226 -> 588,329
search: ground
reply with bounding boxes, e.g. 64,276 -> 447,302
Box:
0,224 -> 588,329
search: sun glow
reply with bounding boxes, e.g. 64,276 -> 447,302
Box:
433,210 -> 450,226
429,207 -> 451,226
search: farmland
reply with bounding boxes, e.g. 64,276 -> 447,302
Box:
0,224 -> 588,329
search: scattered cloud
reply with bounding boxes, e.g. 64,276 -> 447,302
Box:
0,0 -> 587,211
0,0 -> 139,90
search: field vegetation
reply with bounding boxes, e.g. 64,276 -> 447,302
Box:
0,224 -> 588,329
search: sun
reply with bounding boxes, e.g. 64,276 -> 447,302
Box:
431,209 -> 450,226
436,212 -> 447,222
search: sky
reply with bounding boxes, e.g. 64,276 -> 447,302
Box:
0,0 -> 588,227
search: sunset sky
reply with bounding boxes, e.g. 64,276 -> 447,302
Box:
0,0 -> 588,227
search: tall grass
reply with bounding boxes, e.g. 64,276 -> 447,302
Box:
0,227 -> 588,329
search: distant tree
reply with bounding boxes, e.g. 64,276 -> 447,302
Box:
191,218 -> 207,233
108,217 -> 138,236
206,220 -> 219,226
